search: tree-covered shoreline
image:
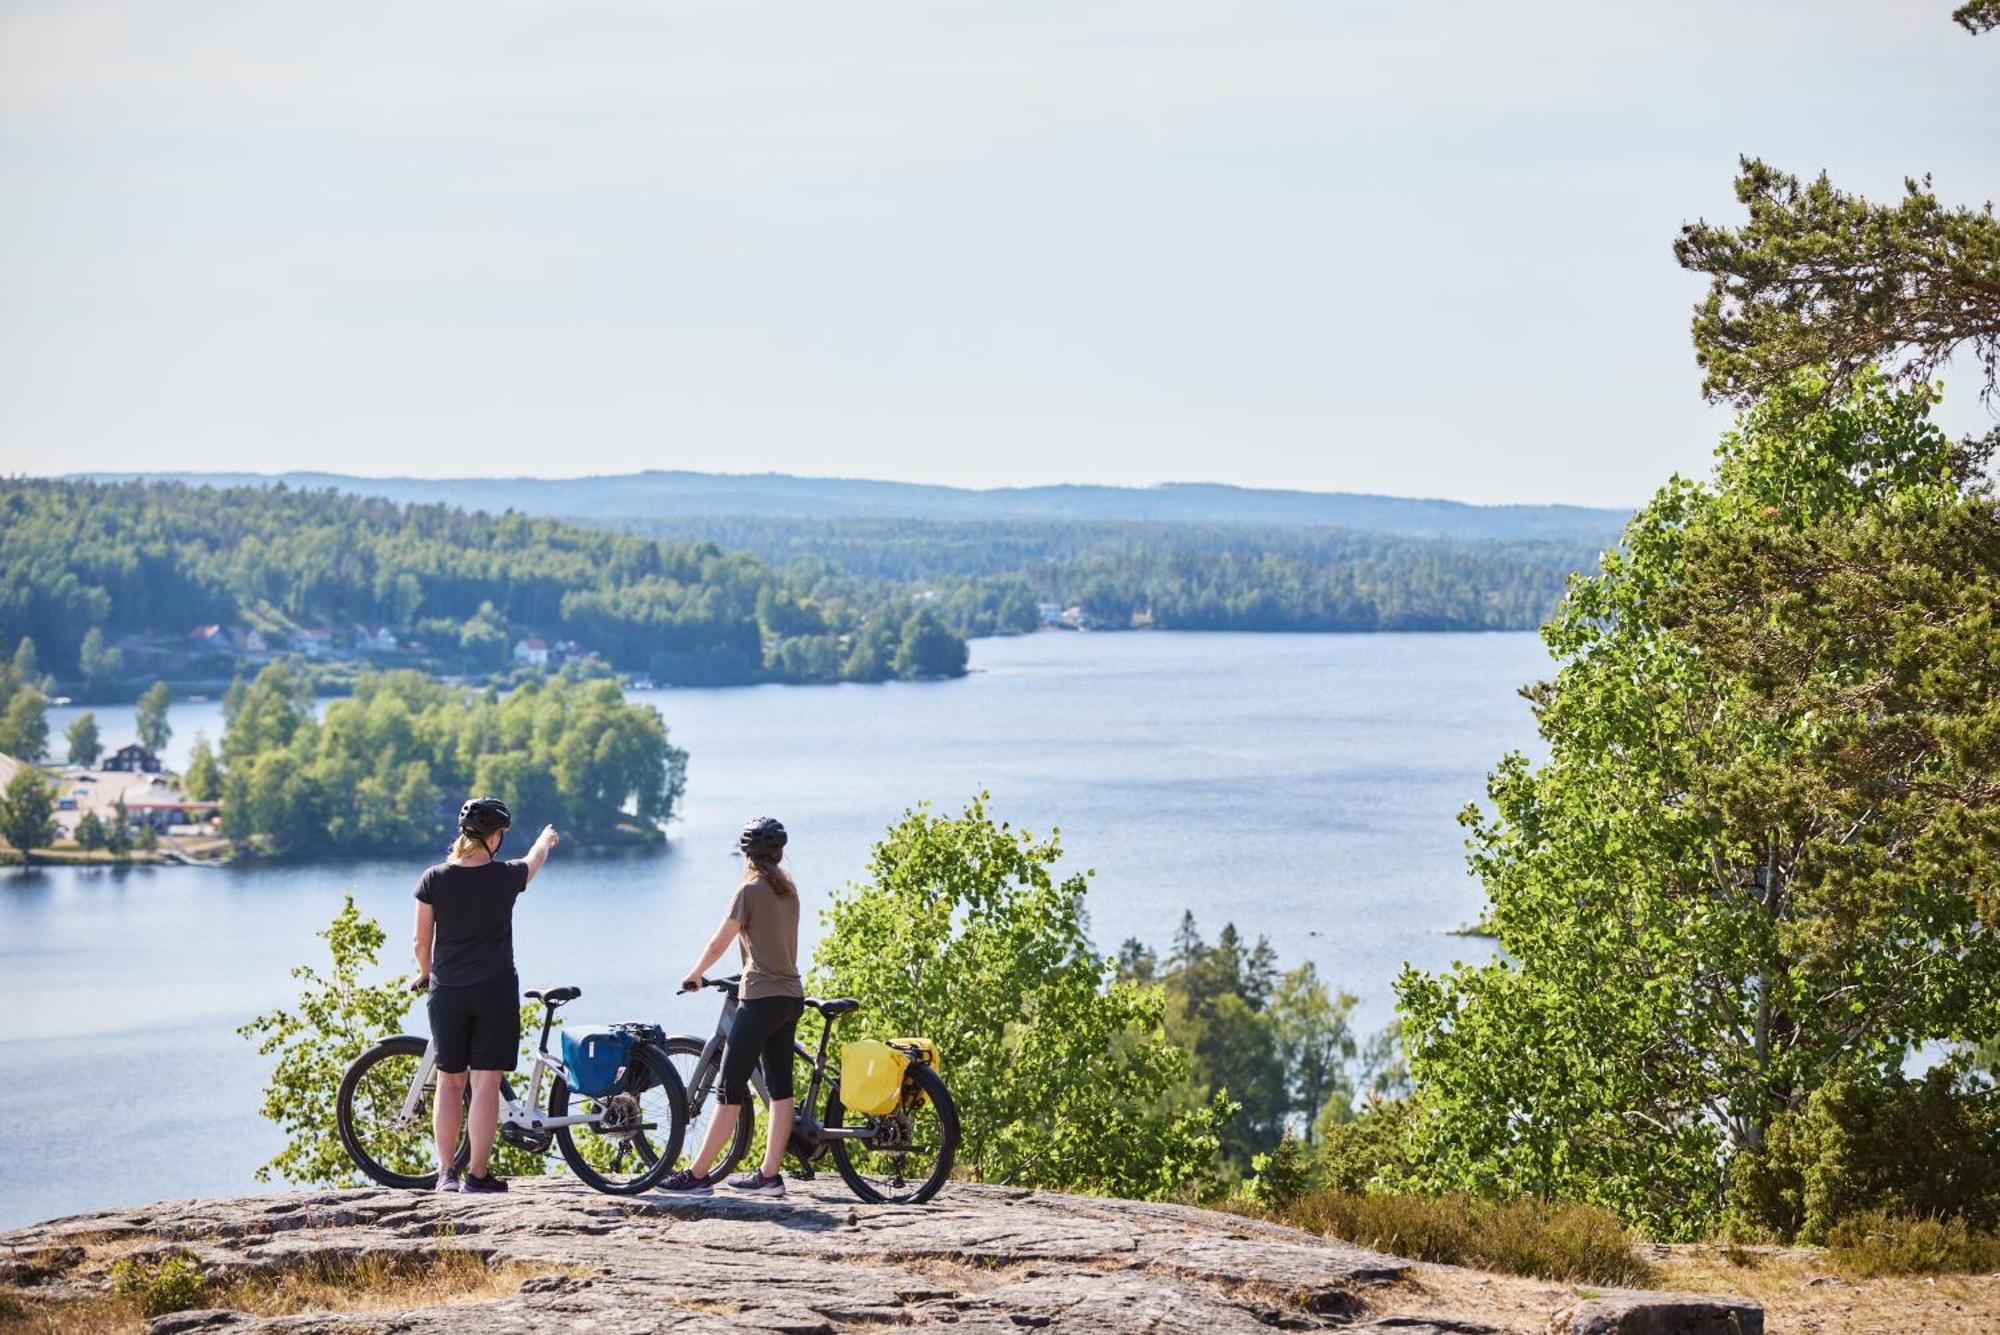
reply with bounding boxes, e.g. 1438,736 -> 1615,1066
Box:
600,514 -> 1605,638
0,478 -> 970,701
215,664 -> 684,859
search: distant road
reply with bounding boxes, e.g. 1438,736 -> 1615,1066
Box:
78,470 -> 1629,544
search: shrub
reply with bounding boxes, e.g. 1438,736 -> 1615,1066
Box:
1728,1066 -> 2000,1243
1237,1190 -> 1652,1286
1826,1211 -> 2000,1277
111,1250 -> 206,1316
1246,1134 -> 1316,1210
1314,1097 -> 1416,1193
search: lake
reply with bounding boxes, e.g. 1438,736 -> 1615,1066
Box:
3,631 -> 1546,1228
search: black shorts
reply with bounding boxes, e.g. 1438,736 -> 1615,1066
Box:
719,995 -> 805,1105
427,971 -> 520,1073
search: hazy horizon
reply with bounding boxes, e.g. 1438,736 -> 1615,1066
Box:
63,464 -> 1631,512
3,2 -> 1994,507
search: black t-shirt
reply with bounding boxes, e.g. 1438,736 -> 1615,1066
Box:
415,858 -> 530,987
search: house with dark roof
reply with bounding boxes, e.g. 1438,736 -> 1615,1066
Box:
102,743 -> 163,774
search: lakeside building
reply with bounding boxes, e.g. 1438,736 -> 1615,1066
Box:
513,637 -> 550,667
54,769 -> 219,838
103,743 -> 163,773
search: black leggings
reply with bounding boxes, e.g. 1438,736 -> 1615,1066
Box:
719,996 -> 805,1105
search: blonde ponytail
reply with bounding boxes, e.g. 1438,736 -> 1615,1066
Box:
746,852 -> 796,899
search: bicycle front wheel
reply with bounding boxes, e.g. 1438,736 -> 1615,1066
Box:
663,1036 -> 754,1180
336,1035 -> 467,1190
551,1042 -> 688,1194
828,1062 -> 959,1204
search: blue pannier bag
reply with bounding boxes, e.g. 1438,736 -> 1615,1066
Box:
560,1029 -> 635,1100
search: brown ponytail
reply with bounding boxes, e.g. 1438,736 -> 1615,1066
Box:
745,852 -> 795,899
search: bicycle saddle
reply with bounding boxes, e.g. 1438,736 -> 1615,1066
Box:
526,985 -> 581,1005
807,996 -> 861,1016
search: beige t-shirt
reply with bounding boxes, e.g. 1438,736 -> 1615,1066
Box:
727,875 -> 802,1001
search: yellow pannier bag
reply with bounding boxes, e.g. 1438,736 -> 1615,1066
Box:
888,1037 -> 938,1072
839,1040 -> 909,1116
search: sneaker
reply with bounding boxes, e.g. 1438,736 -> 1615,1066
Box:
434,1169 -> 460,1193
726,1170 -> 786,1198
460,1172 -> 508,1194
657,1170 -> 713,1197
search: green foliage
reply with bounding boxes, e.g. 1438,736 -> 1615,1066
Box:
0,477 -> 966,689
78,625 -> 123,691
1236,1190 -> 1651,1285
1121,917 -> 1389,1174
239,896 -> 418,1184
105,798 -> 131,854
1728,1066 -> 2000,1243
616,514 -> 1606,638
1953,2 -> 1999,35
183,733 -> 221,802
894,606 -> 967,678
72,809 -> 106,851
1269,962 -> 1358,1141
110,1250 -> 206,1316
0,765 -> 57,860
812,796 -> 1231,1200
1313,1097 -> 1417,1194
1676,159 -> 2000,406
1396,371 -> 2000,1239
0,683 -> 47,755
136,680 -> 172,753
1161,916 -> 1285,1164
1826,1211 -> 2000,1277
1245,1133 -> 1317,1210
217,664 -> 685,856
65,711 -> 101,767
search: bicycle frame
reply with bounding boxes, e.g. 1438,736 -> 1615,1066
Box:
679,981 -> 873,1148
393,1028 -> 607,1137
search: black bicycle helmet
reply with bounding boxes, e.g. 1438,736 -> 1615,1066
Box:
459,796 -> 513,838
739,816 -> 787,859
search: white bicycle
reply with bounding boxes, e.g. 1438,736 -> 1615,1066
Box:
334,983 -> 689,1195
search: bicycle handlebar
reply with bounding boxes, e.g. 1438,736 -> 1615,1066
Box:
678,975 -> 741,995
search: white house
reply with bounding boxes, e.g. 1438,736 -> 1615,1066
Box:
513,637 -> 549,667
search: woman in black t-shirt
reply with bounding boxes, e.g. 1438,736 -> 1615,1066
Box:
412,796 -> 559,1194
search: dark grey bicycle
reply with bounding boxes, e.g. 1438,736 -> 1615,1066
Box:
669,975 -> 958,1203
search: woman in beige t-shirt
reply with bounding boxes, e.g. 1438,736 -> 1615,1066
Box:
660,816 -> 804,1198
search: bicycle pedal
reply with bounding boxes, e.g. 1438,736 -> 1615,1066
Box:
789,1167 -> 815,1182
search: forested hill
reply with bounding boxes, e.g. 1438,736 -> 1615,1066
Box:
608,514 -> 1604,637
80,470 -> 1630,543
0,479 -> 968,693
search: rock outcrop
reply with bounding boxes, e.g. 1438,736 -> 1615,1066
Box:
3,1178 -> 1425,1332
1,1180 -> 1763,1334
1547,1288 -> 1763,1335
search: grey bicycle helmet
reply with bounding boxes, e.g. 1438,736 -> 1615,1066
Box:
739,816 -> 787,858
459,796 -> 512,838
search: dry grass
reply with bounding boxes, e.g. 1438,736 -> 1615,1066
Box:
1341,1251 -> 2000,1335
1655,1242 -> 2000,1334
1224,1190 -> 1655,1286
0,1249 -> 584,1334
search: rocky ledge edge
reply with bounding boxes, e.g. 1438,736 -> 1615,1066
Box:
0,1179 -> 1761,1334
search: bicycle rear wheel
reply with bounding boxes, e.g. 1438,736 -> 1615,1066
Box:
663,1036 -> 754,1180
336,1035 -> 468,1190
551,1042 -> 688,1194
827,1062 -> 959,1204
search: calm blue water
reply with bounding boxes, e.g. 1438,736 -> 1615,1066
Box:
3,631 -> 1545,1228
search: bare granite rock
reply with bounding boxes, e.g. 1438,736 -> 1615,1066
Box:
1547,1288 -> 1763,1335
1,1177 -> 1454,1333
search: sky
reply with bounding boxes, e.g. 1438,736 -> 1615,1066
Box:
0,1 -> 1993,507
